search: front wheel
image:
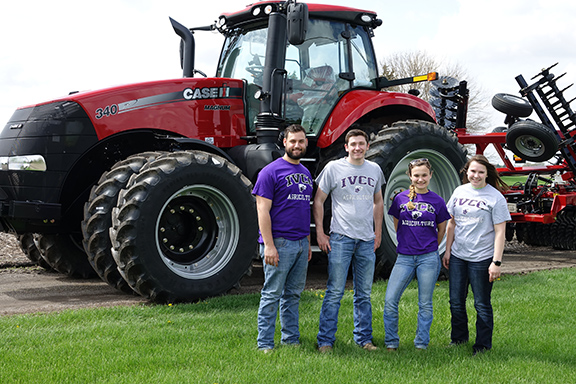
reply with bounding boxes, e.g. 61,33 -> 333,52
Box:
110,151 -> 258,303
82,152 -> 164,293
18,233 -> 52,271
366,120 -> 467,278
34,233 -> 96,278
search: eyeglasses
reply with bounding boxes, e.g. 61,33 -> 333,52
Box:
409,158 -> 430,165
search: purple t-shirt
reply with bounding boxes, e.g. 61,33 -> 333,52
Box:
388,189 -> 451,255
252,157 -> 313,242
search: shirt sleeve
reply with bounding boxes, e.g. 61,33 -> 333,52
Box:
492,194 -> 512,224
388,194 -> 400,218
252,168 -> 275,200
315,163 -> 333,195
436,201 -> 452,223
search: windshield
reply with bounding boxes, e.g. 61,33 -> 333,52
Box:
217,19 -> 378,135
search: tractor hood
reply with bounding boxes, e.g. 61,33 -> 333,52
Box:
9,77 -> 247,147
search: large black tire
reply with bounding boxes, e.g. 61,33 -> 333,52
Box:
18,233 -> 53,271
506,120 -> 558,162
110,151 -> 258,303
366,120 -> 468,278
33,233 -> 97,278
82,152 -> 164,293
492,93 -> 533,117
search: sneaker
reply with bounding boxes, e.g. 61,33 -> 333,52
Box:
448,340 -> 467,347
318,345 -> 333,353
259,348 -> 273,354
386,347 -> 397,352
472,347 -> 489,356
362,343 -> 378,351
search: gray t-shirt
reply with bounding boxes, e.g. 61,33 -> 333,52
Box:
447,183 -> 511,262
316,157 -> 385,241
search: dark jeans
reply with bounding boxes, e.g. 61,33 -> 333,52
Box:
448,255 -> 494,352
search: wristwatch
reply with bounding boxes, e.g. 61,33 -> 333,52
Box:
493,260 -> 502,266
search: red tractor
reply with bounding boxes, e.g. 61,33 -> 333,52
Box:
1,1 -> 467,303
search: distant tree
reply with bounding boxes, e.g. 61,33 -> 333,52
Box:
381,50 -> 490,134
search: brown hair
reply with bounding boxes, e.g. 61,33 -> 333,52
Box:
284,124 -> 306,137
406,158 -> 432,210
462,154 -> 509,193
345,129 -> 369,145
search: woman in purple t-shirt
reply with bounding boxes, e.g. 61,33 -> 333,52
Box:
384,158 -> 451,351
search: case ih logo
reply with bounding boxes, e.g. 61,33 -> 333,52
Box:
183,87 -> 230,100
95,86 -> 239,119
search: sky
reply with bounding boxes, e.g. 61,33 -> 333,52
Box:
1,0 -> 575,133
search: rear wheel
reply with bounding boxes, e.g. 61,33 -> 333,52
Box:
110,151 -> 258,303
366,120 -> 467,278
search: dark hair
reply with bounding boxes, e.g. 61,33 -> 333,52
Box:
284,124 -> 306,137
462,154 -> 509,193
406,158 -> 432,210
345,129 -> 369,145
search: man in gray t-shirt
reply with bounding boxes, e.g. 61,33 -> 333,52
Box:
314,129 -> 385,353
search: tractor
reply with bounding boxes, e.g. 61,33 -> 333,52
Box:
0,1 -> 468,303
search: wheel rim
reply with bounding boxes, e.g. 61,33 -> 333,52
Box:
514,135 -> 545,157
383,149 -> 461,252
155,184 -> 239,279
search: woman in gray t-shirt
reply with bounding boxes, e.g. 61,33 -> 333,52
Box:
442,154 -> 511,356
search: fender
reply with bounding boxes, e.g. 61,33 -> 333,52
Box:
317,89 -> 436,148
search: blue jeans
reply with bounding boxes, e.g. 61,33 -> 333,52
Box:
257,237 -> 309,350
317,233 -> 375,348
448,255 -> 494,352
383,251 -> 441,349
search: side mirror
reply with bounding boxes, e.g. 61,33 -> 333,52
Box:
287,2 -> 308,45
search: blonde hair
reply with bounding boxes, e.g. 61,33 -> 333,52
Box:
407,184 -> 417,210
406,158 -> 432,210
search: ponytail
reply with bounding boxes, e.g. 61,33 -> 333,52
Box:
407,184 -> 417,210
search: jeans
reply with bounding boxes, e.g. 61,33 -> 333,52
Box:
317,233 -> 375,348
383,251 -> 441,349
448,255 -> 494,352
257,237 -> 309,350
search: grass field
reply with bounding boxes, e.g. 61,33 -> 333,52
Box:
1,268 -> 575,383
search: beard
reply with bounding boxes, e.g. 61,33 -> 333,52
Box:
285,146 -> 306,160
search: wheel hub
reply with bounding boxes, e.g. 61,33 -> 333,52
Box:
155,184 -> 240,280
158,197 -> 217,264
516,135 -> 544,156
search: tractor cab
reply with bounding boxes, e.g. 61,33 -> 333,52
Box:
215,2 -> 381,137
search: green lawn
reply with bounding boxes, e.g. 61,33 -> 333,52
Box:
1,268 -> 575,383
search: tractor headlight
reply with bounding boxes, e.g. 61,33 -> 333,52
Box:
0,155 -> 47,171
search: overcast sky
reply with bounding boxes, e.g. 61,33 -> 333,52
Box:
1,0 -> 575,131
